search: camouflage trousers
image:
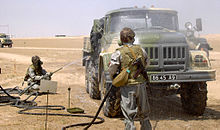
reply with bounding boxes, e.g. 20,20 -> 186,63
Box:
120,83 -> 152,130
26,80 -> 40,93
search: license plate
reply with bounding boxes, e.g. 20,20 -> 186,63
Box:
151,74 -> 177,81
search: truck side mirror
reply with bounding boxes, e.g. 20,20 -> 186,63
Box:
196,18 -> 202,31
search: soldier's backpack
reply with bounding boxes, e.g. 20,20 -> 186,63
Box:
112,45 -> 137,87
112,67 -> 130,87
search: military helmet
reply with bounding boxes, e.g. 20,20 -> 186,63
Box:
32,55 -> 43,66
120,27 -> 135,44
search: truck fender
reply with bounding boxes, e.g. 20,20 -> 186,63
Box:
98,53 -> 112,90
189,50 -> 211,68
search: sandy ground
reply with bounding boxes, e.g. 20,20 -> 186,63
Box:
0,35 -> 220,130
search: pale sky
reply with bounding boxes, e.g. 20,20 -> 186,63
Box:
0,0 -> 220,38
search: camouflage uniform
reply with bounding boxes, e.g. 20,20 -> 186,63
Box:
109,43 -> 152,130
24,56 -> 51,93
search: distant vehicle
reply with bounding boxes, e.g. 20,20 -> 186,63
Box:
83,7 -> 216,117
0,33 -> 13,48
55,35 -> 66,37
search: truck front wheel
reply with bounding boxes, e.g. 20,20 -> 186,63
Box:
100,71 -> 121,117
180,82 -> 207,116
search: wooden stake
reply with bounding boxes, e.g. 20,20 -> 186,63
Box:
45,90 -> 49,130
68,87 -> 71,108
14,59 -> 16,74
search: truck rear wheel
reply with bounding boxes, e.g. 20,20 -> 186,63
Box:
85,61 -> 90,93
180,82 -> 207,116
88,63 -> 100,99
8,44 -> 12,48
100,71 -> 121,117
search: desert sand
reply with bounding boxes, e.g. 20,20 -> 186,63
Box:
0,35 -> 220,130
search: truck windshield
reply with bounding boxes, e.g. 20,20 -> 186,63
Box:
109,11 -> 178,33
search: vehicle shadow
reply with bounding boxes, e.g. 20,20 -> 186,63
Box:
149,95 -> 220,121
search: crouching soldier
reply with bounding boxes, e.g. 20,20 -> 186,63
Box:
21,55 -> 52,95
109,27 -> 152,130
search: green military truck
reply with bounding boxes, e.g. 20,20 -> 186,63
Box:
83,7 -> 216,117
0,33 -> 13,48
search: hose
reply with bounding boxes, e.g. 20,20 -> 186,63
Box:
83,84 -> 113,130
0,85 -> 17,99
0,85 -> 110,129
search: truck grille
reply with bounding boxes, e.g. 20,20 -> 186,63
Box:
145,47 -> 159,66
145,44 -> 188,71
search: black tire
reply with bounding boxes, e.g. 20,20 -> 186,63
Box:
89,65 -> 100,99
85,61 -> 90,93
100,71 -> 122,117
180,82 -> 207,116
8,44 -> 12,48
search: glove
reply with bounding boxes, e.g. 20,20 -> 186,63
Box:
47,72 -> 53,77
42,72 -> 52,80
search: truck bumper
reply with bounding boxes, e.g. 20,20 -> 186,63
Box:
148,69 -> 216,83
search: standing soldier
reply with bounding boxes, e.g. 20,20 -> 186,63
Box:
21,55 -> 52,95
109,27 -> 152,130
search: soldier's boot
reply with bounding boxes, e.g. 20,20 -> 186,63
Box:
140,118 -> 152,130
